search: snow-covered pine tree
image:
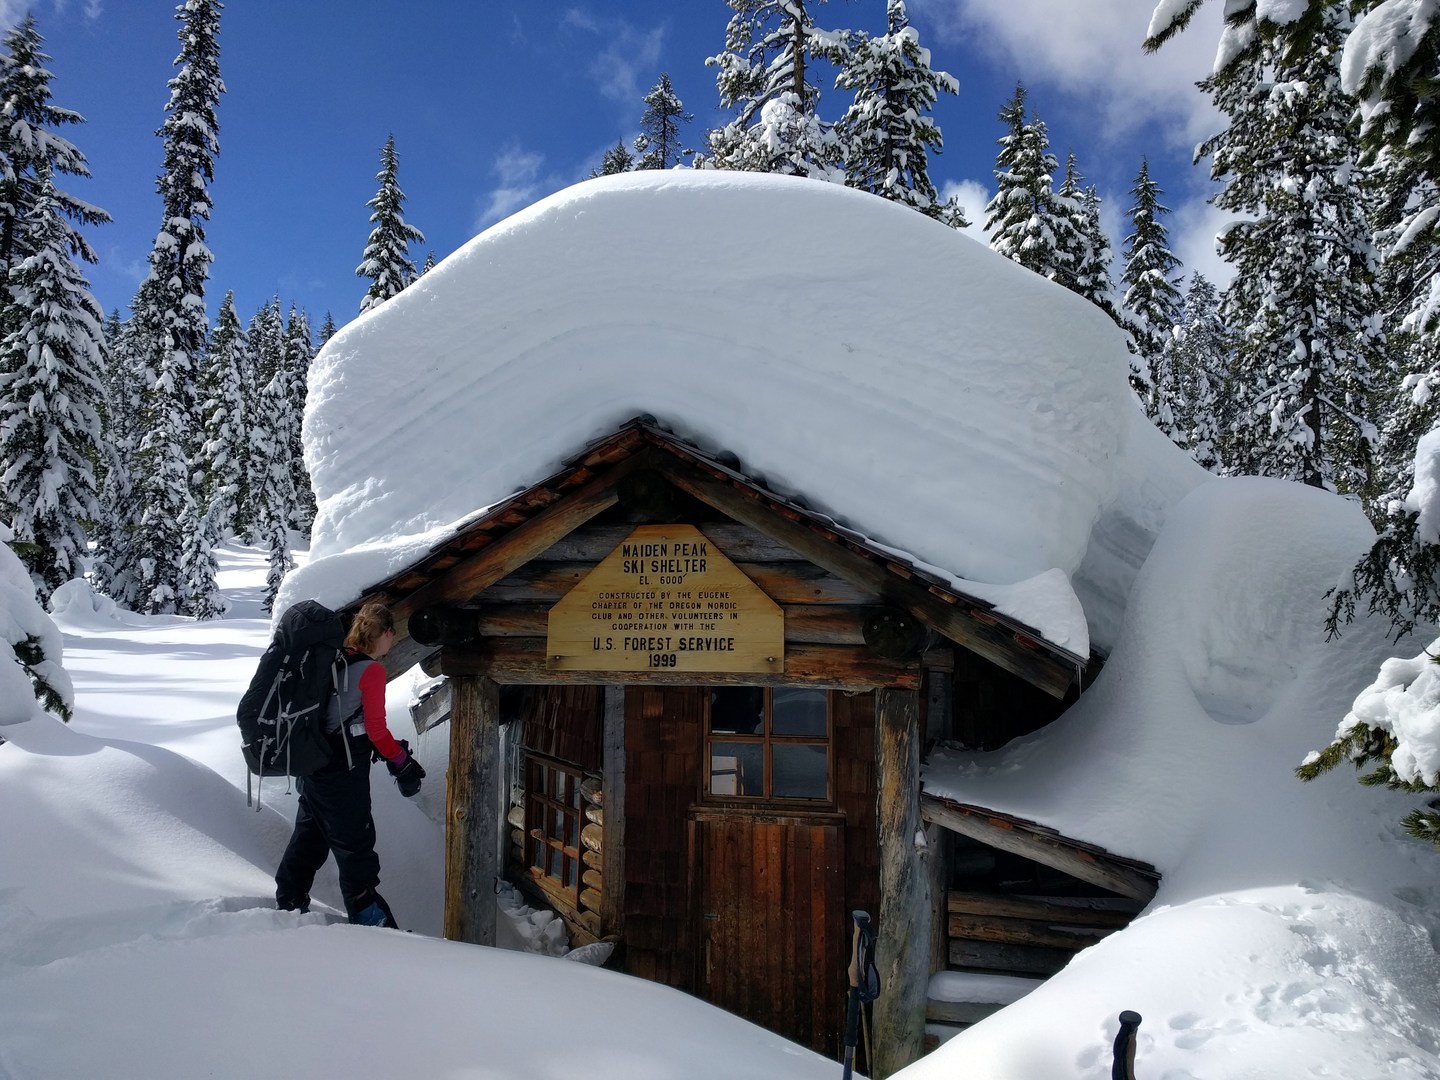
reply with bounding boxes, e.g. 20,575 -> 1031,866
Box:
705,0 -> 841,181
282,304 -> 316,536
0,16 -> 109,294
1053,153 -> 1120,323
591,140 -> 634,178
90,310 -> 146,608
635,73 -> 692,170
1149,0 -> 1440,851
820,0 -> 966,227
1199,6 -> 1382,494
356,134 -> 424,314
318,311 -> 337,345
243,297 -> 285,542
1165,272 -> 1232,470
1121,158 -> 1185,408
196,292 -> 249,538
0,171 -> 105,601
983,85 -> 1078,286
129,0 -> 224,615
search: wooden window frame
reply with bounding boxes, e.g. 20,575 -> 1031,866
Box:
524,753 -> 583,909
703,687 -> 834,807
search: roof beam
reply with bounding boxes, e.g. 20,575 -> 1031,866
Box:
657,459 -> 1077,698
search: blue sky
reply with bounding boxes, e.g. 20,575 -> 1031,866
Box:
4,0 -> 1230,330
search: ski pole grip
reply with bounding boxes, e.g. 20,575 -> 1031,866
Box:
847,910 -> 870,989
1112,1010 -> 1142,1080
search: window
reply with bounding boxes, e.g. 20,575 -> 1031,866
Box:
525,755 -> 583,906
705,687 -> 831,803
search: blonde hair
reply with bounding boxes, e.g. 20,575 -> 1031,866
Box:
346,601 -> 395,654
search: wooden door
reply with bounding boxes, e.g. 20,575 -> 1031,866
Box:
692,812 -> 845,1055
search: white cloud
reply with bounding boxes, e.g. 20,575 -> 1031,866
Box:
1170,196 -> 1236,289
476,147 -> 547,232
561,8 -> 666,105
940,177 -> 993,242
911,0 -> 1226,156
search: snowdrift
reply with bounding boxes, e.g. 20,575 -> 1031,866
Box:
290,170 -> 1204,653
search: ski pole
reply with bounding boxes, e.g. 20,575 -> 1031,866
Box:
1112,1010 -> 1142,1080
841,910 -> 872,1080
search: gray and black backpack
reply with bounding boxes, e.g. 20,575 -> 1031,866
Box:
236,600 -> 347,797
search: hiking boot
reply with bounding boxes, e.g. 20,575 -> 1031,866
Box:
349,889 -> 398,928
276,894 -> 311,913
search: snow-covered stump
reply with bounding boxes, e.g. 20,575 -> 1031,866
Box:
445,674 -> 501,946
873,686 -> 930,1076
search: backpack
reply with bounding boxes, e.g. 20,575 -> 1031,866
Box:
236,600 -> 347,790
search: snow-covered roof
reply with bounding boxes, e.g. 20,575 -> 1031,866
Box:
285,170 -> 1206,656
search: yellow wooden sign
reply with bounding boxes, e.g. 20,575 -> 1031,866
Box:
547,524 -> 784,673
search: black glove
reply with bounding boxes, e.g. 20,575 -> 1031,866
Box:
389,752 -> 425,798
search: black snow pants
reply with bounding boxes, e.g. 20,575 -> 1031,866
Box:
274,758 -> 397,928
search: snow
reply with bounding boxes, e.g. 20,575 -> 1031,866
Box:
0,545 -> 840,1080
3,173 -> 1438,1078
286,171 -> 1210,658
918,477 -> 1440,1077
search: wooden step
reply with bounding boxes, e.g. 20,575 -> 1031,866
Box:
926,998 -> 1009,1026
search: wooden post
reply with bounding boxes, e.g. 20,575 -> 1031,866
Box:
873,687 -> 929,1078
600,685 -> 626,933
445,674 -> 500,946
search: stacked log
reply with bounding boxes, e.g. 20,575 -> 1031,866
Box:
575,771 -> 605,935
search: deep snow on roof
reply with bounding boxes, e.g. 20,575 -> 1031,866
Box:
289,170 -> 1205,655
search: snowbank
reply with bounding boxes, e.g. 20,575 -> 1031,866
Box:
0,538 -> 71,726
285,170 -> 1205,653
917,477 -> 1440,1078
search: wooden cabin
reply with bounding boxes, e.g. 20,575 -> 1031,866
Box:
353,417 -> 1159,1077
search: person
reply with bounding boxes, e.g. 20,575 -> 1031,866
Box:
274,601 -> 425,927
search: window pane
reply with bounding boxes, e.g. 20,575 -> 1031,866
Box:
710,741 -> 764,796
771,687 -> 828,737
772,744 -> 828,799
710,687 -> 764,734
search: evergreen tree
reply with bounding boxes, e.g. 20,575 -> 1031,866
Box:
821,0 -> 966,226
91,310 -> 145,607
705,0 -> 841,180
1121,158 -> 1185,404
245,295 -> 296,598
130,0 -> 224,615
356,134 -> 424,314
1053,154 -> 1119,322
318,311 -> 338,345
1165,273 -> 1232,470
1201,7 -> 1381,494
635,73 -> 692,170
196,291 -> 249,538
0,16 -> 109,291
591,140 -> 634,178
0,172 -> 105,600
243,297 -> 286,542
282,304 -> 316,536
983,84 -> 1080,285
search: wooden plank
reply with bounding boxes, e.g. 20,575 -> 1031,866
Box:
516,520 -> 821,568
481,559 -> 875,606
920,795 -> 1159,903
948,938 -> 1072,977
926,999 -> 1010,1026
658,462 -> 1079,698
471,602 -> 873,645
873,687 -> 928,1078
386,449 -> 661,629
947,891 -> 1138,928
600,685 -> 626,934
947,913 -> 1105,950
444,675 -> 500,946
441,638 -> 920,691
409,678 -> 452,734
